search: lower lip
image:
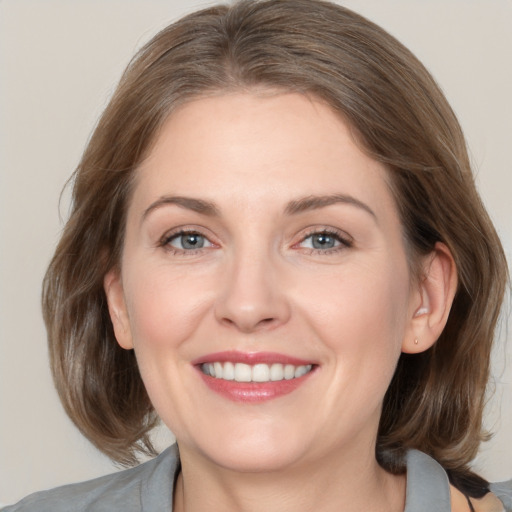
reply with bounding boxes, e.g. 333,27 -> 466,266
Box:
197,369 -> 315,403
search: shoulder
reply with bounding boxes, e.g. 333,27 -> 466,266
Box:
1,445 -> 179,512
404,449 -> 452,511
489,480 -> 512,512
405,450 -> 512,512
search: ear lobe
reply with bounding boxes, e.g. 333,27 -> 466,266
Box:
104,269 -> 134,350
402,242 -> 458,354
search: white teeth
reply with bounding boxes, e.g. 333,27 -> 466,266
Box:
252,363 -> 270,382
270,363 -> 284,381
234,363 -> 252,382
294,365 -> 309,378
214,362 -> 223,378
284,364 -> 295,380
201,362 -> 313,382
223,361 -> 235,380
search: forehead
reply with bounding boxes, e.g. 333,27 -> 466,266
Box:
131,92 -> 397,220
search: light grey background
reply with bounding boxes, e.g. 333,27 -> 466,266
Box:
1,0 -> 511,506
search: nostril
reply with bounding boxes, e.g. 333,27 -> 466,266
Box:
254,317 -> 278,330
214,277 -> 292,332
220,315 -> 277,333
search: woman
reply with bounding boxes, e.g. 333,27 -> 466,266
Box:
3,0 -> 511,510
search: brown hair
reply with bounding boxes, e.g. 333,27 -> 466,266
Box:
42,0 -> 508,494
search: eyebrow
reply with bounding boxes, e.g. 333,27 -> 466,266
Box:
142,196 -> 220,221
285,194 -> 376,219
142,193 -> 376,221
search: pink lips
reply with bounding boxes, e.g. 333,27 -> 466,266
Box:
193,351 -> 316,403
194,350 -> 313,366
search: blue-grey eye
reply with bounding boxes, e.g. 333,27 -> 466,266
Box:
313,233 -> 336,249
301,232 -> 343,250
169,232 -> 210,250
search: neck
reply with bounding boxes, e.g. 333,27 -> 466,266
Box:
173,443 -> 406,512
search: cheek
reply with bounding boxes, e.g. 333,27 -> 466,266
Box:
120,263 -> 218,431
284,258 -> 412,437
297,258 -> 410,363
122,261 -> 216,352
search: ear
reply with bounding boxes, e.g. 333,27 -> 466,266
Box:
402,242 -> 458,354
104,269 -> 134,350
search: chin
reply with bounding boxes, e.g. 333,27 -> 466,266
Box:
184,429 -> 310,474
212,445 -> 305,473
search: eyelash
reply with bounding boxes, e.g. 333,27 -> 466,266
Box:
158,227 -> 353,256
159,229 -> 215,255
296,228 -> 353,255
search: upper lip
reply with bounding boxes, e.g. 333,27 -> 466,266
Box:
192,350 -> 315,366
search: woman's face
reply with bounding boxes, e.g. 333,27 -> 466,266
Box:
106,92 -> 423,472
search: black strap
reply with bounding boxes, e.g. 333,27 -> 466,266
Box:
465,494 -> 476,512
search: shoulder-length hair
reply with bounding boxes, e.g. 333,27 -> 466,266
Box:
42,0 -> 508,495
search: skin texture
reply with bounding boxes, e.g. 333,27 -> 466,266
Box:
105,92 -> 457,512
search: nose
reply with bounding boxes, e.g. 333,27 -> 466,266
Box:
214,251 -> 291,333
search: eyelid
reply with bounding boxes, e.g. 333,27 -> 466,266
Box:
294,226 -> 354,252
169,232 -> 213,249
156,224 -> 352,255
158,226 -> 218,253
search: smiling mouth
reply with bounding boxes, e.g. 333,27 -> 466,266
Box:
201,362 -> 314,382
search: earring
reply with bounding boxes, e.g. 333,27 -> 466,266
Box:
414,338 -> 419,345
414,307 -> 429,317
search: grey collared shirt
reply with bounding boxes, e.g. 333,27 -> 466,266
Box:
3,444 -> 511,511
